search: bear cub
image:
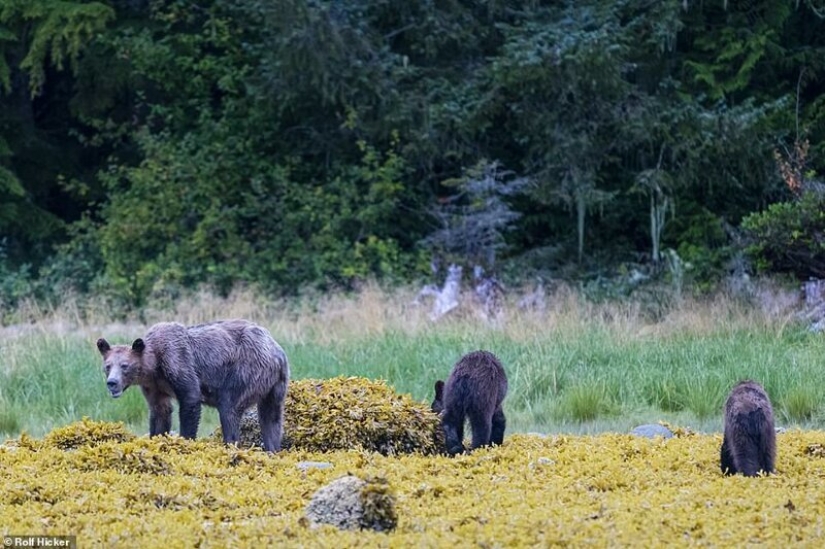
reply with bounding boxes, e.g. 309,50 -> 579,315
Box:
96,319 -> 290,452
432,350 -> 508,456
720,380 -> 776,477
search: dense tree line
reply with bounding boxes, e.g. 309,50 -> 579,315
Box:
1,0 -> 824,307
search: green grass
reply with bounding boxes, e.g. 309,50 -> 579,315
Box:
780,385 -> 821,423
1,285 -> 823,439
553,382 -> 619,422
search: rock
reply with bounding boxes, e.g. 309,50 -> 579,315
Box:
296,461 -> 333,471
529,456 -> 555,469
305,475 -> 397,532
630,424 -> 674,439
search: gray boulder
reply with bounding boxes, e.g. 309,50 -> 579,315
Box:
630,424 -> 674,439
305,475 -> 397,532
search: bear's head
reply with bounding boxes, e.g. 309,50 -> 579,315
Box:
431,380 -> 445,415
96,337 -> 147,398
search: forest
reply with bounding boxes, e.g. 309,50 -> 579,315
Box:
1,0 -> 824,310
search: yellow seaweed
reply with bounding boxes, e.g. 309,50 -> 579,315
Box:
3,419 -> 825,547
213,376 -> 446,455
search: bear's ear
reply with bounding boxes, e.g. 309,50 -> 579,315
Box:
96,338 -> 111,356
434,380 -> 444,400
131,338 -> 146,354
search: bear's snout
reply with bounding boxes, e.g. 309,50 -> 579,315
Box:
107,379 -> 123,398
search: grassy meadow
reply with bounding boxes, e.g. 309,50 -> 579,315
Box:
1,282 -> 823,439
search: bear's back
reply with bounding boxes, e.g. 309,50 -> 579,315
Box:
144,322 -> 188,354
725,381 -> 773,418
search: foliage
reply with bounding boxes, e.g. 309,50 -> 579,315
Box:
1,0 -> 825,304
94,129 -> 411,303
423,159 -> 528,270
0,0 -> 114,94
489,3 -> 631,263
682,1 -> 793,101
742,190 -> 825,279
0,0 -> 115,270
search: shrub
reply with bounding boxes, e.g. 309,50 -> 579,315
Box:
742,191 -> 825,280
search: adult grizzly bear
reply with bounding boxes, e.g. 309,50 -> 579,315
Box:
720,380 -> 776,476
96,319 -> 289,452
431,350 -> 508,456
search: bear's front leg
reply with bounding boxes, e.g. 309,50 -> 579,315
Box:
141,386 -> 173,436
441,411 -> 465,456
720,437 -> 735,475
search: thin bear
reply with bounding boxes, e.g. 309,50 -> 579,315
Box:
96,319 -> 290,452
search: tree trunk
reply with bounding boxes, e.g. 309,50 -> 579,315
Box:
576,186 -> 586,264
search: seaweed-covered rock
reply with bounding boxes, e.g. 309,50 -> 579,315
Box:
213,377 -> 446,455
305,475 -> 397,532
43,417 -> 136,449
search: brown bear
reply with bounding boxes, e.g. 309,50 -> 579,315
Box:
431,350 -> 508,456
96,319 -> 290,452
720,380 -> 776,476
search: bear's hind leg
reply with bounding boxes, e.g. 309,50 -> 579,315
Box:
257,386 -> 286,452
469,410 -> 493,450
178,394 -> 202,440
217,398 -> 243,447
491,406 -> 506,446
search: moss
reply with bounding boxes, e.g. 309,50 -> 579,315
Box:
213,377 -> 446,455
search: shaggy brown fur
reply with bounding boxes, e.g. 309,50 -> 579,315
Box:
720,380 -> 776,477
431,350 -> 508,456
97,319 -> 290,452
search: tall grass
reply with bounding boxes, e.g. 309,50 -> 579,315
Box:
2,281 -> 822,439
